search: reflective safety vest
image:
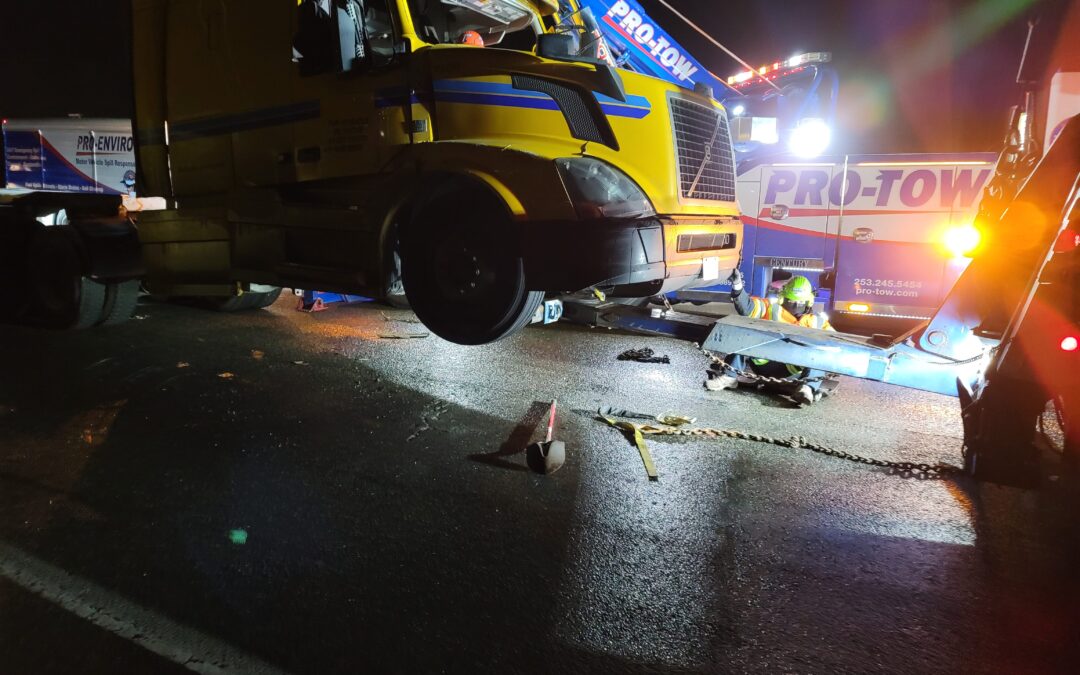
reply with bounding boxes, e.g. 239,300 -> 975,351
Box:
745,297 -> 834,374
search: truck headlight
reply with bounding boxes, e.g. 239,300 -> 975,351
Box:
555,157 -> 656,220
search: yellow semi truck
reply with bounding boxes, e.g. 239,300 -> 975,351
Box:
2,0 -> 742,344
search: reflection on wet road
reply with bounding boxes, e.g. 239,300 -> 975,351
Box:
1,296 -> 1077,673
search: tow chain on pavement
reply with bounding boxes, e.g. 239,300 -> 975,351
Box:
598,408 -> 963,481
707,354 -> 828,386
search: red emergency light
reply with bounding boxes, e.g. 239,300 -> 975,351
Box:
1054,227 -> 1079,252
726,52 -> 830,86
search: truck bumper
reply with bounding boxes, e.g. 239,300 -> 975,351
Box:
659,216 -> 741,290
520,214 -> 741,294
521,216 -> 667,292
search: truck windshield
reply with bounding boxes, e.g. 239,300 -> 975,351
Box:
408,0 -> 538,47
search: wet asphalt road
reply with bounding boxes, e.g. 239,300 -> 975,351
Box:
1,295 -> 1078,674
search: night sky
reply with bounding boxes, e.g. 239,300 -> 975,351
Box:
0,0 -> 1056,154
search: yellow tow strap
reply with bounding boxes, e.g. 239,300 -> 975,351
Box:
597,409 -> 697,481
600,416 -> 659,481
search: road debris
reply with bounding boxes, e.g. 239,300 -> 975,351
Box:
80,400 -> 128,447
217,372 -> 235,379
85,357 -> 116,371
251,350 -> 265,360
381,311 -> 422,324
617,347 -> 670,364
292,360 -> 310,366
176,362 -> 190,369
228,529 -> 248,545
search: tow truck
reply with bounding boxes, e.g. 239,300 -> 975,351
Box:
577,0 -> 1010,327
573,4 -> 1080,487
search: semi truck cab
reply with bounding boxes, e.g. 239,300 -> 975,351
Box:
127,0 -> 742,343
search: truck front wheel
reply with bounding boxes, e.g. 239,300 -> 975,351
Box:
401,189 -> 541,345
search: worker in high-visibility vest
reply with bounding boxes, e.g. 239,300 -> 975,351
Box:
709,270 -> 835,405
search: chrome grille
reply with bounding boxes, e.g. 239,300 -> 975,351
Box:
670,97 -> 736,202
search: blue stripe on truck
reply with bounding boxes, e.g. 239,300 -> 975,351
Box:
168,100 -> 321,142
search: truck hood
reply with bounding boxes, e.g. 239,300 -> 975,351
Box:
423,45 -> 740,218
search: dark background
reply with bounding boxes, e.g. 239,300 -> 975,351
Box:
0,0 -> 1061,154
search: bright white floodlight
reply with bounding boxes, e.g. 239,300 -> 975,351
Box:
788,118 -> 831,158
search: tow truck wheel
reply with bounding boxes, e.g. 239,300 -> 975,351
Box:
961,376 -> 1044,488
401,188 -> 542,345
1050,394 -> 1080,475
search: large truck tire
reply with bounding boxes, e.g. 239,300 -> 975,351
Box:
26,226 -> 97,328
401,187 -> 542,345
24,226 -> 137,329
100,280 -> 141,325
200,287 -> 283,312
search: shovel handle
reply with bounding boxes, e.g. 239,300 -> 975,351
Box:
545,399 -> 557,443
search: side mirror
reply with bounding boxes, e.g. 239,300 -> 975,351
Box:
538,33 -> 579,60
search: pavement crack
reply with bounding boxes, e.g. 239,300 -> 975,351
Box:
407,401 -> 450,442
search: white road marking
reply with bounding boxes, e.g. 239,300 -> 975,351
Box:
0,540 -> 291,675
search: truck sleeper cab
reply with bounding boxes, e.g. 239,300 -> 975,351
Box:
132,0 -> 742,344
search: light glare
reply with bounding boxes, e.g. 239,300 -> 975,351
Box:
943,224 -> 981,258
788,118 -> 831,158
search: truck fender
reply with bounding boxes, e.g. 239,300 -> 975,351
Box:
384,171 -> 522,243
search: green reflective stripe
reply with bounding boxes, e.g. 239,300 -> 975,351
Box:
786,363 -> 804,376
752,357 -> 770,366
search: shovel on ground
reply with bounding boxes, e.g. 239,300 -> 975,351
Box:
526,399 -> 565,475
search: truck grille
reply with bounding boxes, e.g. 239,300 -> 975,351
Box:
670,97 -> 736,202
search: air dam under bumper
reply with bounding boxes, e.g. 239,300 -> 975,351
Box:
521,216 -> 665,292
